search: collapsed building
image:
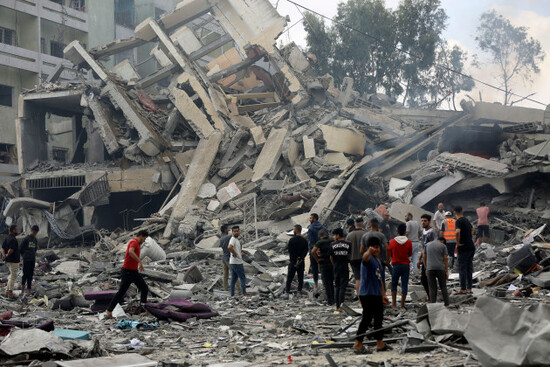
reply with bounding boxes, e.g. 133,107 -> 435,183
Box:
1,0 -> 550,366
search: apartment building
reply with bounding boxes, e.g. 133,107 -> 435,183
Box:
0,0 -> 181,182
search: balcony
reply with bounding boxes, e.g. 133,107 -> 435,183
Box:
0,42 -> 75,78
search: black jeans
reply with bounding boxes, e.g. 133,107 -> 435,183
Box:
334,263 -> 349,308
286,260 -> 305,293
458,249 -> 474,290
21,260 -> 35,290
446,242 -> 456,268
427,269 -> 449,306
107,268 -> 149,312
356,295 -> 384,342
309,253 -> 319,283
319,264 -> 335,305
420,264 -> 430,296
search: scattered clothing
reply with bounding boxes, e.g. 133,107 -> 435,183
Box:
145,298 -> 218,322
116,320 -> 159,330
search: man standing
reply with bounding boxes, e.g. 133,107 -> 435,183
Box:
345,219 -> 355,236
353,236 -> 390,354
20,225 -> 39,295
405,213 -> 421,276
388,224 -> 412,309
307,213 -> 327,291
425,237 -> 450,306
285,225 -> 309,295
433,203 -> 446,235
441,212 -> 457,269
476,202 -> 490,245
106,230 -> 149,318
219,225 -> 233,292
330,228 -> 351,312
417,214 -> 436,298
361,219 -> 388,290
346,217 -> 367,301
228,226 -> 249,297
1,225 -> 20,299
454,206 -> 475,294
312,230 -> 334,306
380,213 -> 393,247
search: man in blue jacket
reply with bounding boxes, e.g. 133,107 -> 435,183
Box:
307,213 -> 328,291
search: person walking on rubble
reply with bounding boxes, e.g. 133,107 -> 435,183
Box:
433,203 -> 446,235
285,225 -> 309,296
20,225 -> 39,295
228,226 -> 249,298
388,223 -> 412,309
417,214 -> 436,300
346,217 -> 367,303
312,229 -> 334,306
1,225 -> 20,299
441,212 -> 457,269
405,212 -> 421,276
330,228 -> 351,312
425,236 -> 450,306
219,225 -> 235,292
454,206 -> 475,294
476,202 -> 491,245
307,213 -> 328,292
106,230 -> 149,318
361,219 -> 388,294
353,236 -> 391,354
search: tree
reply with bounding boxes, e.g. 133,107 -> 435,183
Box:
303,0 -> 456,107
475,10 -> 545,105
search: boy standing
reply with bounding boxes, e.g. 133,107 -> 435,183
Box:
20,225 -> 39,295
312,230 -> 335,306
354,236 -> 390,354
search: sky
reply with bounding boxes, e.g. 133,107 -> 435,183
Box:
269,0 -> 550,109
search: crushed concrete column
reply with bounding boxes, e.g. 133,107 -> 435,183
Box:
165,131 -> 222,237
102,81 -> 166,156
251,128 -> 287,182
64,41 -> 109,82
135,17 -> 187,69
87,97 -> 120,155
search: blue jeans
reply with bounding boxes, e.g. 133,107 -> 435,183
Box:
458,250 -> 474,290
391,263 -> 410,294
230,264 -> 247,296
410,242 -> 420,275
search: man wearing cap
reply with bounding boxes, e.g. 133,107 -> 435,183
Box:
20,225 -> 39,295
441,212 -> 457,269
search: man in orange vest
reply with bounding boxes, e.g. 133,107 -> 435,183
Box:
441,211 -> 456,269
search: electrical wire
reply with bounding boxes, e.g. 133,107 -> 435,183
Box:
285,0 -> 547,107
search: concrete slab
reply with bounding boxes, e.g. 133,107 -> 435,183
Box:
389,202 -> 432,224
251,128 -> 287,182
250,126 -> 266,146
135,18 -> 186,69
219,166 -> 254,190
217,182 -> 242,204
320,125 -> 366,155
411,171 -> 465,208
173,88 -> 215,139
303,136 -> 316,159
524,140 -> 550,158
323,152 -> 351,169
177,73 -> 225,131
283,137 -> 299,166
88,97 -> 120,155
293,166 -> 310,182
310,178 -> 344,221
388,177 -> 410,199
473,102 -> 545,124
64,41 -> 108,82
436,153 -> 509,177
170,26 -> 202,54
112,59 -> 140,81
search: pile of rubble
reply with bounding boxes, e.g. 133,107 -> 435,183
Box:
1,0 -> 550,365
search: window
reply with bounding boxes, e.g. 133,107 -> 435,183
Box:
115,0 -> 135,28
69,0 -> 85,11
50,40 -> 66,58
52,147 -> 69,163
0,27 -> 16,46
41,38 -> 47,54
0,85 -> 13,107
49,0 -> 63,4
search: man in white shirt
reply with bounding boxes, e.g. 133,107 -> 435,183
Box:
228,226 -> 249,297
433,202 -> 446,235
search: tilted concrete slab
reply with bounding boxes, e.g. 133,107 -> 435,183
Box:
88,97 -> 120,155
282,137 -> 299,166
303,136 -> 316,159
107,168 -> 166,193
473,102 -> 545,124
177,73 -> 225,131
135,18 -> 187,69
320,125 -> 366,155
63,41 -> 108,82
251,128 -> 287,182
310,178 -> 344,222
112,59 -> 140,81
524,140 -> 550,158
170,26 -> 202,54
436,152 -> 509,177
250,126 -> 266,146
173,88 -> 215,139
102,81 -> 166,156
389,202 -> 432,224
169,131 -> 223,221
411,171 -> 465,208
159,0 -> 211,31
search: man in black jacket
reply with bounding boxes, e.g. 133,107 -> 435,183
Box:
1,225 -> 20,299
285,224 -> 309,295
20,225 -> 39,295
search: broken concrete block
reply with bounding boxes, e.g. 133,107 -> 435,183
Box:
87,98 -> 120,155
436,152 -> 509,177
252,128 -> 287,182
150,45 -> 172,68
219,166 -> 254,190
303,136 -> 316,159
170,26 -> 202,55
524,140 -> 550,158
64,41 -> 108,81
269,200 -> 303,220
217,183 -> 241,204
293,166 -> 310,182
207,200 -> 221,212
310,178 -> 344,223
261,180 -> 284,193
196,236 -> 220,249
323,152 -> 351,169
173,88 -> 215,139
183,265 -> 203,283
112,59 -> 140,81
320,125 -> 366,155
250,126 -> 266,146
283,137 -> 299,166
177,73 -> 225,131
135,17 -> 186,69
411,171 -> 465,208
472,102 -> 545,125
388,177 -> 410,199
286,43 -> 310,72
198,183 -> 217,199
140,237 -> 167,262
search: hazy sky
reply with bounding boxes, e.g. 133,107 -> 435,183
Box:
270,0 -> 550,109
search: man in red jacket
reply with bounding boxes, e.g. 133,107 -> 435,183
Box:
106,230 -> 149,318
388,223 -> 412,309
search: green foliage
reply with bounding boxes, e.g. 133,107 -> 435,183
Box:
303,0 -> 470,107
475,10 -> 545,105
